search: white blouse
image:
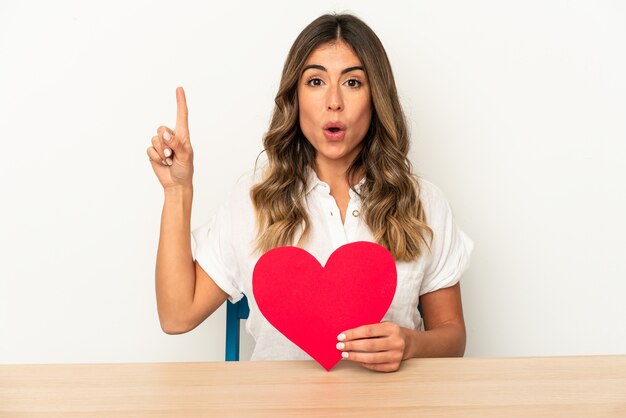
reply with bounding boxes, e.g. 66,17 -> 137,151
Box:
192,169 -> 473,361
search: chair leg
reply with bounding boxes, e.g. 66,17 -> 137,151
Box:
225,301 -> 240,361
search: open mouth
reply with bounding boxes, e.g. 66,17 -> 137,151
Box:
323,122 -> 346,139
323,122 -> 346,132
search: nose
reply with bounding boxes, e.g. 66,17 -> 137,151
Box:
326,85 -> 343,111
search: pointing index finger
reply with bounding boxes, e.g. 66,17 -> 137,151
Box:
175,86 -> 189,131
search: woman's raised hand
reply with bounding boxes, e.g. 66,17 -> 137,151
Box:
147,87 -> 194,190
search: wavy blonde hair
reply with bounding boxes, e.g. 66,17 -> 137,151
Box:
251,14 -> 432,261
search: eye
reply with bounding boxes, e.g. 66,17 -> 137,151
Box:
306,77 -> 324,87
345,79 -> 362,88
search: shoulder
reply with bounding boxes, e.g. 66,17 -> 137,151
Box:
225,167 -> 265,207
414,176 -> 465,237
415,176 -> 451,213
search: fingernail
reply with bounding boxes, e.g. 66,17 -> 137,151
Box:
161,160 -> 167,165
164,148 -> 172,158
341,352 -> 349,359
337,333 -> 346,341
163,131 -> 172,142
166,158 -> 173,166
336,342 -> 345,350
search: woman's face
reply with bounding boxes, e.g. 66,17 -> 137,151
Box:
297,40 -> 372,170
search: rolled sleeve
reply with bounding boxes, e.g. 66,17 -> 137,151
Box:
419,181 -> 474,296
191,202 -> 244,304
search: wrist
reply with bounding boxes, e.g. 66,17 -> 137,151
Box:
164,184 -> 193,196
163,185 -> 194,212
402,327 -> 421,360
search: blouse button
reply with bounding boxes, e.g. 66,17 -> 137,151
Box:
352,210 -> 360,217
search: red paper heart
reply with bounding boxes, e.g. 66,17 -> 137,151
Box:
252,241 -> 397,371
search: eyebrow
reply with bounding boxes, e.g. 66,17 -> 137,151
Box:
302,64 -> 365,75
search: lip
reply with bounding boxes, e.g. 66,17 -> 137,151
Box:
323,121 -> 346,130
323,121 -> 346,140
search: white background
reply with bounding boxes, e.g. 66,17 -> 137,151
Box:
1,0 -> 625,364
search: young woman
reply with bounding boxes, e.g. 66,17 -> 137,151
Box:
147,14 -> 473,372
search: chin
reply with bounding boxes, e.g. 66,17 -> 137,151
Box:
312,139 -> 360,164
317,146 -> 347,159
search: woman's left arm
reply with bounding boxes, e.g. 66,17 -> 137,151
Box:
337,283 -> 466,372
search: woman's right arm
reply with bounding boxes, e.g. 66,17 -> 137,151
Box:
148,87 -> 228,334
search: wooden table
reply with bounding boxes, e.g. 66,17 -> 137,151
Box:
1,356 -> 625,417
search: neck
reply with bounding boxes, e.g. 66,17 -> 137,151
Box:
314,161 -> 348,186
313,157 -> 363,194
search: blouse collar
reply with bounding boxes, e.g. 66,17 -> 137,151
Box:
304,167 -> 366,197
